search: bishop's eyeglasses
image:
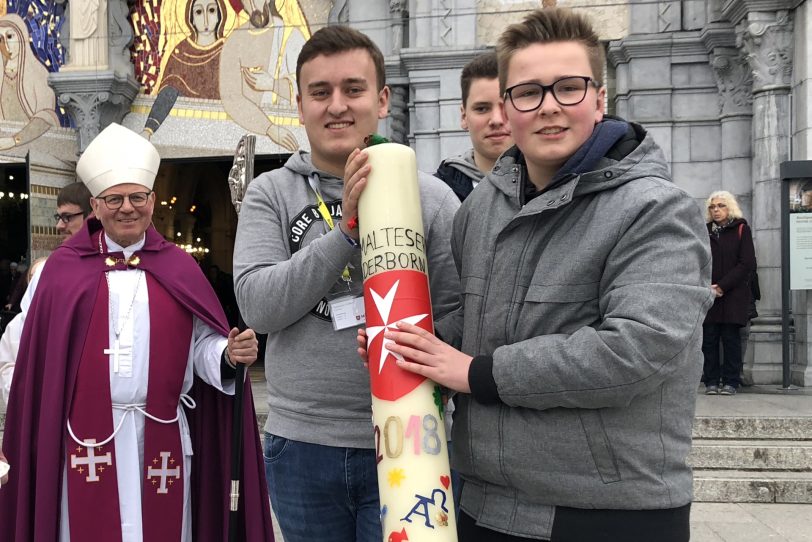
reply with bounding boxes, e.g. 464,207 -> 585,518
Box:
95,191 -> 152,210
504,76 -> 600,112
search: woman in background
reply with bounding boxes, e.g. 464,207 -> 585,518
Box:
702,191 -> 756,396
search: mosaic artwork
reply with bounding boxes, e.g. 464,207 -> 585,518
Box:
0,0 -> 69,151
132,0 -> 310,149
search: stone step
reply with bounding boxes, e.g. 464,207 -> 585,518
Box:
693,416 -> 812,440
693,470 -> 812,503
689,439 -> 812,471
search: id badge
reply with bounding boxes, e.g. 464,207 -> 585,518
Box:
328,294 -> 366,330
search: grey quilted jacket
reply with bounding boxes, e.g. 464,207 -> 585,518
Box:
436,124 -> 713,538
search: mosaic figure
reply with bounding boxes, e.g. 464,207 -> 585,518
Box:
0,14 -> 58,150
155,0 -> 235,99
260,0 -> 309,107
219,0 -> 309,151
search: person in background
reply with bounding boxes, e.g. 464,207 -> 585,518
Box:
701,190 -> 756,396
435,52 -> 512,202
0,182 -> 95,407
55,182 -> 93,241
0,257 -> 46,407
3,262 -> 27,313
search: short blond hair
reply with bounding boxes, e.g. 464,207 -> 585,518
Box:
496,8 -> 605,94
705,191 -> 744,223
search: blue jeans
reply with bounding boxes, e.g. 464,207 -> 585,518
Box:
264,433 -> 382,542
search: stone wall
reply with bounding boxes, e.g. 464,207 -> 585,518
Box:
611,0 -> 809,386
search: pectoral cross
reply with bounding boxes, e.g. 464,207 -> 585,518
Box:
104,338 -> 131,374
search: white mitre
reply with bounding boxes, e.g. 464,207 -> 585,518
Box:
77,123 -> 160,197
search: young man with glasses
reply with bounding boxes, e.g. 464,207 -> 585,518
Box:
372,8 -> 712,541
0,182 -> 92,423
54,182 -> 93,241
0,123 -> 275,541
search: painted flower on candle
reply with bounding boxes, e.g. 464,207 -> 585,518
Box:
388,468 -> 406,487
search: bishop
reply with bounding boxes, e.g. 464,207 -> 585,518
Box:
0,123 -> 275,542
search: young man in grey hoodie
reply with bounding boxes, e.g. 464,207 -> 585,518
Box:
370,8 -> 713,542
434,52 -> 513,202
232,25 -> 460,542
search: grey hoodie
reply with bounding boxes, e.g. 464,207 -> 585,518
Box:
233,151 -> 460,448
435,125 -> 713,538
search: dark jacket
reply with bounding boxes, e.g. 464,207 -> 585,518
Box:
705,218 -> 756,326
434,149 -> 485,202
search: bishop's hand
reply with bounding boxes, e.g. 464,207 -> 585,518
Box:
226,327 -> 258,367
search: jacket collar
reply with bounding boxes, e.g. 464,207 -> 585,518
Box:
487,121 -> 669,213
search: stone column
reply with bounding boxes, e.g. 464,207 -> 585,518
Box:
386,0 -> 409,145
48,72 -> 140,152
409,76 -> 441,169
709,47 -> 753,210
48,0 -> 138,153
389,83 -> 409,145
389,0 -> 407,54
737,10 -> 794,384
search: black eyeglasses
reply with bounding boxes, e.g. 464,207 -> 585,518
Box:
53,211 -> 85,224
708,203 -> 727,210
504,76 -> 600,112
95,191 -> 152,210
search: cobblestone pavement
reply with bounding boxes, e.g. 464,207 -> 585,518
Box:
691,503 -> 812,542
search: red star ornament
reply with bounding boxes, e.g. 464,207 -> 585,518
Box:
364,270 -> 434,401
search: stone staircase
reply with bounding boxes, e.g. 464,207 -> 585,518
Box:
690,416 -> 812,503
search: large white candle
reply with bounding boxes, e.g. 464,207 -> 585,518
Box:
358,143 -> 457,541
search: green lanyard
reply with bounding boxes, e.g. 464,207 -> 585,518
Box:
308,174 -> 352,283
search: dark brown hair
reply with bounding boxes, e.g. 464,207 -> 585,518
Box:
296,25 -> 386,91
497,8 -> 604,93
57,182 -> 92,217
461,52 -> 498,107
